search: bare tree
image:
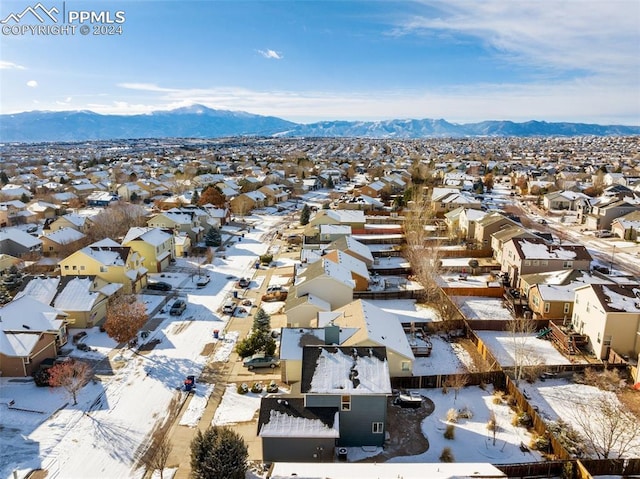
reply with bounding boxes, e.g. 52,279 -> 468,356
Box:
506,317 -> 537,385
86,202 -> 149,243
445,374 -> 470,401
571,395 -> 639,459
143,434 -> 172,479
487,409 -> 499,446
48,360 -> 92,405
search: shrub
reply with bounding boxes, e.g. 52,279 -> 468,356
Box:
444,424 -> 455,440
457,407 -> 473,419
487,417 -> 497,432
446,408 -> 458,423
259,254 -> 273,265
512,410 -> 532,428
237,383 -> 249,395
492,396 -> 503,405
439,447 -> 455,462
529,433 -> 550,451
251,382 -> 263,394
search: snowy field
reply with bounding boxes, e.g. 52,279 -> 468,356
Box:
0,212 -> 286,479
387,385 -> 545,464
525,378 -> 640,459
475,331 -> 575,367
456,297 -> 513,321
412,335 -> 474,376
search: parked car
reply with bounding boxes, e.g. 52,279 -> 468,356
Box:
243,354 -> 280,370
223,300 -> 236,314
237,277 -> 250,288
262,290 -> 288,302
72,331 -> 87,344
266,285 -> 286,294
196,275 -> 210,288
170,299 -> 187,316
595,230 -> 613,238
147,281 -> 172,291
536,218 -> 548,225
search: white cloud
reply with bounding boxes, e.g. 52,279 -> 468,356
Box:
392,1 -> 639,78
0,61 -> 26,70
258,49 -> 283,60
26,80 -> 38,88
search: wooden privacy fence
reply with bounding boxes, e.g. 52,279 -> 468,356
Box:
391,370 -> 506,390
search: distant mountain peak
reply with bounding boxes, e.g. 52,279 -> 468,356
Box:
1,105 -> 638,142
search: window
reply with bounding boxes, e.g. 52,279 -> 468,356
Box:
401,361 -> 410,371
524,260 -> 531,266
563,303 -> 570,314
532,260 -> 539,266
544,302 -> 550,313
341,395 -> 351,411
72,265 -> 77,270
541,260 -> 548,266
64,265 -> 69,270
532,296 -> 540,307
372,422 -> 384,434
80,266 -> 85,271
49,246 -> 54,251
563,261 -> 573,268
100,266 -> 108,273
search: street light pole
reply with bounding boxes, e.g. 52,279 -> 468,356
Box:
609,245 -> 615,272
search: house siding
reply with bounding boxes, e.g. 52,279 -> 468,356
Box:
262,436 -> 336,463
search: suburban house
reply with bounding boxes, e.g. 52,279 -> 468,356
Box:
611,210 -> 640,240
306,210 -> 366,231
491,226 -> 538,265
0,228 -> 42,258
584,198 -> 640,231
258,184 -> 289,206
327,236 -> 374,268
278,324 -> 358,384
16,275 -> 119,328
317,224 -> 352,243
147,209 -> 204,244
284,290 -> 331,328
572,283 -> 640,360
293,259 -> 355,310
46,212 -> 93,234
321,250 -> 370,291
86,191 -> 119,207
325,299 -> 414,377
58,238 -> 147,294
122,227 -> 174,273
474,212 -> 520,248
40,227 -> 87,257
501,237 -> 592,287
355,180 -> 386,198
431,188 -> 481,215
0,296 -> 68,377
527,284 -> 575,320
258,344 -> 391,462
542,190 -> 588,211
229,191 -> 267,215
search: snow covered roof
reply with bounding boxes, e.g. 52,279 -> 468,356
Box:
324,250 -> 370,281
279,327 -> 358,360
590,284 -> 640,313
43,227 -> 85,245
534,284 -> 577,303
295,259 -> 356,289
0,228 -> 42,248
15,277 -> 60,305
258,398 -> 339,439
511,237 -> 592,262
0,296 -> 67,333
122,227 -> 171,246
53,277 -> 101,311
333,299 -> 415,360
319,224 -> 352,235
328,236 -> 374,264
301,346 -> 391,395
0,331 -> 42,357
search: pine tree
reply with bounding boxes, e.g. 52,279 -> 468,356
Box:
192,189 -> 200,204
0,171 -> 8,185
190,426 -> 248,479
299,203 -> 311,226
253,308 -> 271,333
326,176 -> 335,189
204,227 -> 222,247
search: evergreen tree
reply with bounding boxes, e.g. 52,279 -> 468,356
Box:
253,308 -> 271,333
299,204 -> 311,226
190,426 -> 248,479
204,227 -> 222,247
192,189 -> 200,204
326,175 -> 335,189
20,193 -> 30,203
0,171 -> 8,185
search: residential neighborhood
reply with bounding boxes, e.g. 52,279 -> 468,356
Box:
1,135 -> 639,479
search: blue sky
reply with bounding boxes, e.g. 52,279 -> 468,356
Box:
1,0 -> 639,124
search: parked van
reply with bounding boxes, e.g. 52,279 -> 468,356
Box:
223,301 -> 236,314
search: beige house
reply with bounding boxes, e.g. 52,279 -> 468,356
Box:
147,210 -> 204,244
330,300 -> 415,377
293,259 -> 355,310
0,296 -> 67,377
40,227 -> 87,257
474,212 -> 519,248
122,227 -> 174,273
47,212 -> 93,233
284,288 -> 331,328
572,283 -> 640,360
323,250 -> 370,291
500,237 -> 592,288
327,236 -> 374,267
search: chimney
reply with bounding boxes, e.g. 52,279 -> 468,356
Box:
324,323 -> 340,345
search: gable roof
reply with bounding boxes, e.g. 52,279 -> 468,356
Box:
333,299 -> 414,360
300,345 -> 391,395
295,259 -> 356,289
510,237 -> 592,262
122,227 -> 172,246
328,236 -> 374,264
588,283 -> 640,313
